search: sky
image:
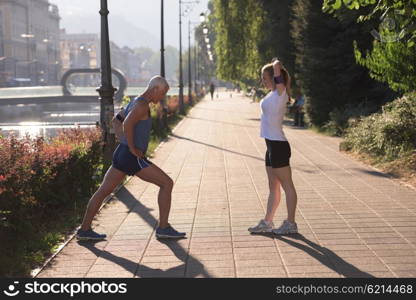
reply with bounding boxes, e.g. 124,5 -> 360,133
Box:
50,0 -> 210,50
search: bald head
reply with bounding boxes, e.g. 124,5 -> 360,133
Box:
147,75 -> 169,91
143,75 -> 169,104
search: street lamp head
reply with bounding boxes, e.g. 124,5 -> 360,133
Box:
200,13 -> 205,22
21,33 -> 35,38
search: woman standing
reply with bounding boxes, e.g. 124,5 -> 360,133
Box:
248,59 -> 298,235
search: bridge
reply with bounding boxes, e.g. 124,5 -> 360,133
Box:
0,68 -> 179,105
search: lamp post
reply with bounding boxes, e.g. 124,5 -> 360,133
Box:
187,20 -> 192,105
187,20 -> 201,102
160,0 -> 165,79
179,0 -> 184,114
194,39 -> 198,96
160,0 -> 168,129
96,0 -> 116,166
179,0 -> 199,115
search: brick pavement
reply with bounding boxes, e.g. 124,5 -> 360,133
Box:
37,91 -> 416,278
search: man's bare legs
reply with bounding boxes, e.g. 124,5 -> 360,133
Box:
80,166 -> 126,231
136,163 -> 174,229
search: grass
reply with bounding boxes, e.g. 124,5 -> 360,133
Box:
1,193 -> 93,277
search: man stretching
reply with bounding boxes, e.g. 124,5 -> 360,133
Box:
77,76 -> 186,240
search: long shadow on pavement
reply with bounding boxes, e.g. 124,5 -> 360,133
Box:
78,241 -> 187,278
186,115 -> 258,128
78,186 -> 210,278
351,168 -> 397,179
192,106 -> 253,115
171,133 -> 263,162
257,233 -> 375,278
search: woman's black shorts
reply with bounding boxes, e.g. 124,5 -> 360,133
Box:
265,139 -> 291,168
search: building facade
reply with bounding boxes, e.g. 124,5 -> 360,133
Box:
59,31 -> 100,87
60,31 -> 143,88
60,31 -> 100,70
0,0 -> 60,87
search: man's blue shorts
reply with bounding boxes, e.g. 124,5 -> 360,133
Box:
112,144 -> 152,176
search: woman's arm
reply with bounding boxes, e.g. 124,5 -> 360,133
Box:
273,60 -> 286,96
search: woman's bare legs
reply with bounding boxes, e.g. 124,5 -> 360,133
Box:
270,166 -> 297,223
264,166 -> 281,223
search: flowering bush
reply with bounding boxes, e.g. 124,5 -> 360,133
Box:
0,127 -> 103,277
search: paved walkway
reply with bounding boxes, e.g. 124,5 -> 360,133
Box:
37,92 -> 416,278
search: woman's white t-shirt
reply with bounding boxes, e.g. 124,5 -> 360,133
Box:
260,88 -> 288,141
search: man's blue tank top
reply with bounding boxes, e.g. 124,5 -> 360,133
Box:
120,97 -> 152,154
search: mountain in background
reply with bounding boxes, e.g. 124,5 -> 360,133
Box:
61,14 -> 160,50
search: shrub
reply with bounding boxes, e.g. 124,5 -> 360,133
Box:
0,127 -> 103,277
321,101 -> 380,136
341,93 -> 416,161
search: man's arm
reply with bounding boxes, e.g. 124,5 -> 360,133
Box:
112,109 -> 125,141
123,103 -> 147,158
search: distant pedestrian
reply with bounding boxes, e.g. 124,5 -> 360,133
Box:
293,94 -> 305,127
209,82 -> 215,100
248,59 -> 299,235
77,76 -> 186,241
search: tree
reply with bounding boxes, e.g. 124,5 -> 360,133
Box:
323,0 -> 416,93
292,0 -> 395,126
259,0 -> 296,76
212,0 -> 297,88
323,0 -> 416,48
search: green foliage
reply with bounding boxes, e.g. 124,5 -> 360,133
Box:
323,0 -> 416,47
214,0 -> 268,84
292,0 -> 395,127
354,40 -> 416,92
341,92 -> 416,161
321,101 -> 380,136
121,95 -> 130,107
323,0 -> 416,92
260,0 -> 296,76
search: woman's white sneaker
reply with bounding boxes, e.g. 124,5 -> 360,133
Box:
273,220 -> 298,235
248,219 -> 274,233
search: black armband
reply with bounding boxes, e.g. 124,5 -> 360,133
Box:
116,114 -> 125,122
274,75 -> 284,84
